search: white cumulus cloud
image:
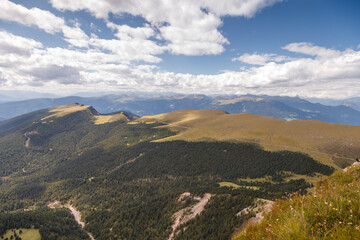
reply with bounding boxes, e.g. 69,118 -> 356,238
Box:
1,29 -> 359,99
199,0 -> 283,17
89,37 -> 164,63
107,22 -> 155,40
0,0 -> 65,34
0,31 -> 43,56
283,42 -> 340,58
50,0 -> 283,56
0,0 -> 90,49
62,25 -> 90,48
232,53 -> 293,65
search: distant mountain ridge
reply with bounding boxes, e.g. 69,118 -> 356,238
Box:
307,96 -> 360,111
1,94 -> 360,125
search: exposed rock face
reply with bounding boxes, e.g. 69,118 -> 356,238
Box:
343,161 -> 360,172
169,192 -> 212,240
237,198 -> 274,233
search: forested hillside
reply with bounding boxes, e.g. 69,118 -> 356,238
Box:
0,208 -> 89,240
0,104 -> 336,239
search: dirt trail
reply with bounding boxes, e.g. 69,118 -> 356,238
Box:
109,147 -> 160,174
108,153 -> 144,174
169,193 -> 211,240
24,131 -> 39,147
45,201 -> 95,240
25,137 -> 30,147
68,205 -> 95,240
68,206 -> 85,229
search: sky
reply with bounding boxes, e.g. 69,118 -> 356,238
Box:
0,0 -> 359,98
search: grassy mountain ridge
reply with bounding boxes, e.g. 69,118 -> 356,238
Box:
139,109 -> 360,169
0,104 -> 337,239
0,103 -> 141,177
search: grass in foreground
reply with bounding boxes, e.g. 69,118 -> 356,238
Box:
2,229 -> 41,240
235,166 -> 360,240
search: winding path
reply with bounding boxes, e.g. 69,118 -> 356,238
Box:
67,205 -> 95,240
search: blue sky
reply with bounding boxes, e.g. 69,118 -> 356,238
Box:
0,0 -> 359,98
161,0 -> 360,75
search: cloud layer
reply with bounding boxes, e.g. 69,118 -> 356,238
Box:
1,28 -> 359,98
0,0 -> 359,99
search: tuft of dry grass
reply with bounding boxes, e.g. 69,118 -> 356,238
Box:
234,166 -> 360,240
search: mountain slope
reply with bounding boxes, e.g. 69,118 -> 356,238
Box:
139,109 -> 360,169
1,94 -> 360,125
265,95 -> 360,124
235,163 -> 360,240
308,97 -> 360,112
340,97 -> 360,111
0,103 -> 138,176
0,104 -> 335,240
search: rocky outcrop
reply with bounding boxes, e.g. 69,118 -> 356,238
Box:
169,192 -> 212,240
343,160 -> 360,172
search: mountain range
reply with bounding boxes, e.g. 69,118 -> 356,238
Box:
1,94 -> 360,125
3,103 -> 359,239
307,97 -> 360,111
